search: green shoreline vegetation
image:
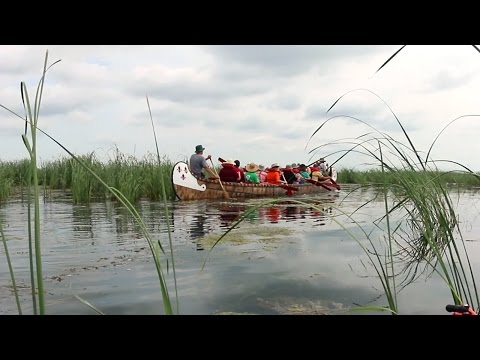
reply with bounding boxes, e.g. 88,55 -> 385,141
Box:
2,158 -> 480,204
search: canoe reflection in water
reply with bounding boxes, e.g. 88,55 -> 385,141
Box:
185,199 -> 335,251
259,202 -> 333,224
218,200 -> 333,226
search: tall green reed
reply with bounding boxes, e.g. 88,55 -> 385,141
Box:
307,87 -> 480,313
0,220 -> 22,314
1,50 -> 175,314
146,94 -> 179,314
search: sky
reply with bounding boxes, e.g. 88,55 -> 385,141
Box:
1,45 -> 480,172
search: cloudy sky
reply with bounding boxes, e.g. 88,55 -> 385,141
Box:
1,45 -> 480,171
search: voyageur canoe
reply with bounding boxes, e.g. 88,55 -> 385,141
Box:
171,161 -> 339,201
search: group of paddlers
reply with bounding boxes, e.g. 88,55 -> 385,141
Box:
189,144 -> 338,189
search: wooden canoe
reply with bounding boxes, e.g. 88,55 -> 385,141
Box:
172,161 -> 339,201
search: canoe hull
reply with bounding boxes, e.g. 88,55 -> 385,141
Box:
172,161 -> 338,201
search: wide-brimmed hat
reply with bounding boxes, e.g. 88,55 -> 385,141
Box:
271,163 -> 280,168
221,159 -> 236,166
195,145 -> 205,152
246,163 -> 259,172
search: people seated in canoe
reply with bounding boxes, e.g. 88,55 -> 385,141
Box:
318,158 -> 330,176
298,164 -> 311,180
309,164 -> 319,172
219,159 -> 241,183
189,144 -> 219,179
266,163 -> 287,185
244,163 -> 260,184
257,164 -> 268,183
282,164 -> 298,184
310,168 -> 338,188
234,160 -> 246,182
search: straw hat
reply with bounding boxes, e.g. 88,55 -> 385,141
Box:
246,163 -> 259,172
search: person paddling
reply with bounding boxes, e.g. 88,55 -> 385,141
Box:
189,144 -> 218,179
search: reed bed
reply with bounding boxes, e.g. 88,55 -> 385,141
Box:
0,50 -> 176,315
337,168 -> 480,187
2,157 -> 480,204
303,87 -> 480,314
37,150 -> 176,203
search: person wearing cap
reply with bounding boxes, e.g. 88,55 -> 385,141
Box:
318,158 -> 329,176
244,163 -> 260,184
189,144 -> 218,179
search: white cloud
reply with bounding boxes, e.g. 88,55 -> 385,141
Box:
1,45 -> 480,172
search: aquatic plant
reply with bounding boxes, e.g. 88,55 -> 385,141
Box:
0,50 -> 175,315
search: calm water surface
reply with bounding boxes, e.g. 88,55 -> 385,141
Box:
1,185 -> 480,315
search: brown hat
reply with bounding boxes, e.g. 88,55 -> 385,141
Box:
246,163 -> 259,172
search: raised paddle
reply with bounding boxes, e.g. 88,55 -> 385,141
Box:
328,178 -> 341,190
209,158 -> 229,199
305,178 -> 334,191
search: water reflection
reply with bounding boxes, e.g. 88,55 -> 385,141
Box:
72,204 -> 94,241
1,186 -> 479,314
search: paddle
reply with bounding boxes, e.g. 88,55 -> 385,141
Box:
328,178 -> 341,190
209,158 -> 229,199
305,178 -> 333,191
281,174 -> 296,196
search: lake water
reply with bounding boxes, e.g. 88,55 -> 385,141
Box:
1,185 -> 480,315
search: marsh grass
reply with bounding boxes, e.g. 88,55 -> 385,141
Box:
0,50 -> 175,315
3,156 -> 480,203
35,150 -> 175,204
0,221 -> 22,314
305,87 -> 480,313
204,85 -> 480,314
337,168 -> 480,186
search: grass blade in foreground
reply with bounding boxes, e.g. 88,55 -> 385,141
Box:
1,222 -> 22,314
